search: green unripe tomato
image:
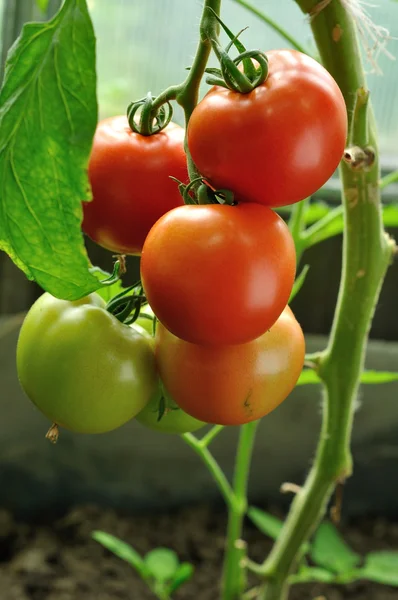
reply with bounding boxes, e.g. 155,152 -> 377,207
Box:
17,292 -> 157,434
136,384 -> 206,435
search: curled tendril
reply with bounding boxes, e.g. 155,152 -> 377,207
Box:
208,44 -> 269,93
203,8 -> 269,94
127,93 -> 173,136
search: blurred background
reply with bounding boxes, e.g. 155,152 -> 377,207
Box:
0,0 -> 398,522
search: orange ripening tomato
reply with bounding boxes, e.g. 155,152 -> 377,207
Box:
141,202 -> 296,346
187,49 -> 347,207
82,116 -> 188,255
155,306 -> 305,426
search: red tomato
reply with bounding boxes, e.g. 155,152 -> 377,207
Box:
141,202 -> 296,346
82,116 -> 187,254
155,306 -> 305,426
187,50 -> 347,207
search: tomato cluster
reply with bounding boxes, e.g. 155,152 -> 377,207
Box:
17,49 -> 347,434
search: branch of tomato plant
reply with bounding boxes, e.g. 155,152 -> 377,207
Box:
252,2 -> 396,599
145,0 -> 221,184
380,169 -> 398,190
182,421 -> 260,600
287,198 -> 309,263
230,0 -> 309,54
182,428 -> 234,509
221,420 -> 260,600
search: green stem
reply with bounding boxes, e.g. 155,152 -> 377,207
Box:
288,198 -> 309,264
150,0 -> 221,185
257,2 -> 395,599
231,0 -> 309,54
182,432 -> 234,508
200,424 -> 225,447
302,204 -> 343,249
222,421 -> 259,600
380,169 -> 398,190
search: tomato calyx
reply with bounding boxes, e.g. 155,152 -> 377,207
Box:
171,176 -> 236,206
127,92 -> 173,136
106,281 -> 146,325
204,9 -> 268,93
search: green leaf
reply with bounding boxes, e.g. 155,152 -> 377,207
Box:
289,264 -> 309,302
361,370 -> 398,383
310,522 -> 361,574
36,0 -> 50,12
144,548 -> 180,582
0,0 -> 103,300
303,201 -> 331,224
297,369 -> 398,386
92,531 -> 148,577
248,507 -> 310,555
382,204 -> 398,227
304,205 -> 344,248
247,507 -> 283,540
360,552 -> 398,586
289,566 -> 336,584
168,562 -> 195,594
296,369 -> 321,385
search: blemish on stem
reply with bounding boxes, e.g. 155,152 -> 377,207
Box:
332,25 -> 343,42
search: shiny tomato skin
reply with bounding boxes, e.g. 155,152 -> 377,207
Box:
17,293 -> 157,434
82,116 -> 187,255
141,202 -> 296,346
155,306 -> 305,426
187,50 -> 347,207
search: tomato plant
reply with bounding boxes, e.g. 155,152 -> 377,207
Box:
17,293 -> 157,434
141,202 -> 296,345
187,50 -> 347,207
135,303 -> 156,336
4,0 -> 394,598
155,306 -> 305,425
136,385 -> 206,434
82,116 -> 187,255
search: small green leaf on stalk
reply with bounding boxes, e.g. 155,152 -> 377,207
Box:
382,204 -> 398,227
248,507 -> 310,555
92,531 -> 148,576
310,522 -> 361,574
144,548 -> 180,582
247,507 -> 283,540
168,562 -> 195,594
289,265 -> 309,303
303,201 -> 331,224
296,369 -> 321,386
36,0 -> 50,12
0,0 -> 103,300
289,565 -> 336,584
360,552 -> 398,586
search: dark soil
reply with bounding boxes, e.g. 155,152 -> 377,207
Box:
0,504 -> 397,600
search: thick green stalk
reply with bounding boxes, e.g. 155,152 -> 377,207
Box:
257,2 -> 395,599
151,0 -> 221,184
222,421 -> 259,600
